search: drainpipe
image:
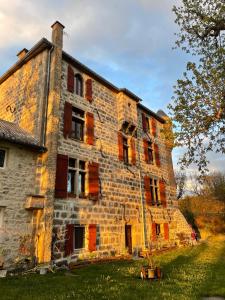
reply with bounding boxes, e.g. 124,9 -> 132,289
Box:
136,127 -> 147,250
41,45 -> 54,147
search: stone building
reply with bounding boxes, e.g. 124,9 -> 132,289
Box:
0,21 -> 191,267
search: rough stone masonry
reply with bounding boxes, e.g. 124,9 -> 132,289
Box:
0,21 -> 192,267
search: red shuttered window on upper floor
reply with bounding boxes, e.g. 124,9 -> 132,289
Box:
55,154 -> 68,198
85,79 -> 93,102
67,65 -> 74,93
88,162 -> 99,201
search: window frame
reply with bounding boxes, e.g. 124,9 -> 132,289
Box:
156,223 -> 161,237
150,178 -> 160,206
123,137 -> 129,165
75,73 -> 83,97
0,148 -> 7,169
73,224 -> 85,250
71,107 -> 85,142
147,141 -> 154,164
67,158 -> 87,198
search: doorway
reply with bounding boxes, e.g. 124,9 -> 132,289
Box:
125,225 -> 132,254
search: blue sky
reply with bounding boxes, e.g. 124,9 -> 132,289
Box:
0,0 -> 224,173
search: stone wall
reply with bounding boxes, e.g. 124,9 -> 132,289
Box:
0,50 -> 48,142
0,141 -> 38,266
53,60 -> 192,264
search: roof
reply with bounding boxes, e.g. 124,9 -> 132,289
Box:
138,103 -> 166,124
0,119 -> 47,152
0,37 -> 164,119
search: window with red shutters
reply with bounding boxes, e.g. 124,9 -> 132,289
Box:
144,175 -> 152,206
67,65 -> 74,93
151,118 -> 157,137
164,223 -> 169,240
118,132 -> 124,161
88,162 -> 99,201
143,139 -> 148,163
130,138 -> 136,165
64,102 -> 72,138
65,224 -> 74,256
55,154 -> 68,198
86,112 -> 94,145
159,179 -> 167,208
88,224 -> 97,252
85,79 -> 93,102
142,112 -> 147,132
152,223 -> 157,241
154,144 -> 160,167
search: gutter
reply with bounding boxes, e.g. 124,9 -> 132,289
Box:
41,45 -> 54,146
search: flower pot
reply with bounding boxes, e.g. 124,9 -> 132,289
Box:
39,267 -> 48,275
0,269 -> 7,278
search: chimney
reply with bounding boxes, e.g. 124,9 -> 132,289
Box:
51,21 -> 65,49
17,48 -> 28,60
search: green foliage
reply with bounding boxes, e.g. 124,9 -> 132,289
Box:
1,238 -> 225,299
169,0 -> 225,173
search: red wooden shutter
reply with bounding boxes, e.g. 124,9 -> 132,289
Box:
118,132 -> 123,161
65,224 -> 74,256
64,101 -> 72,138
154,144 -> 160,167
151,118 -> 157,137
152,223 -> 157,241
159,179 -> 167,208
67,65 -> 74,93
85,79 -> 93,102
86,112 -> 94,145
164,223 -> 169,240
143,139 -> 148,163
142,113 -> 147,132
88,162 -> 99,201
55,154 -> 68,198
88,224 -> 97,251
130,138 -> 136,165
144,175 -> 152,206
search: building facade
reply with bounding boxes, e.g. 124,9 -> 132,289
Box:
0,22 -> 191,267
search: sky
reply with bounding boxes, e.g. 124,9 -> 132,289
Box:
0,0 -> 224,174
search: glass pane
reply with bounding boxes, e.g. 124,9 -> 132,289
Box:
0,150 -> 5,168
150,178 -> 153,185
69,158 -> 76,168
74,226 -> 85,249
78,172 -> 85,196
150,186 -> 154,203
73,107 -> 84,118
67,170 -> 75,194
79,161 -> 85,170
154,179 -> 157,186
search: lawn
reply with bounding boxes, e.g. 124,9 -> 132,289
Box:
1,236 -> 225,300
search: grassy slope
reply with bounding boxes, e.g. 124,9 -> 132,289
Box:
1,236 -> 225,300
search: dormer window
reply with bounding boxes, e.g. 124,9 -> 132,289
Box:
75,74 -> 83,97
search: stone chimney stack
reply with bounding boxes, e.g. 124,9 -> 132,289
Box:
17,48 -> 28,60
51,21 -> 64,48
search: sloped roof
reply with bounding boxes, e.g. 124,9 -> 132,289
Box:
0,119 -> 46,152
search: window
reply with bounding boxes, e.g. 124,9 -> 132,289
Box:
147,141 -> 153,164
123,137 -> 129,164
156,224 -> 161,236
74,225 -> 85,250
67,158 -> 86,198
146,116 -> 150,132
150,178 -> 160,206
71,107 -> 85,141
0,149 -> 6,168
75,74 -> 83,97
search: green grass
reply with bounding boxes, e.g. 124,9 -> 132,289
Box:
1,236 -> 225,300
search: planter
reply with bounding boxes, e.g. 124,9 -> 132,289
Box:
140,266 -> 162,280
0,269 -> 7,278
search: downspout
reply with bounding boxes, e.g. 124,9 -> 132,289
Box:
41,45 -> 54,147
136,127 -> 147,250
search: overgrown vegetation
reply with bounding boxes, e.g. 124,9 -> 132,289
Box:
178,171 -> 225,237
1,237 -> 225,300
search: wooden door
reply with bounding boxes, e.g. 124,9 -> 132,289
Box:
125,225 -> 132,254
